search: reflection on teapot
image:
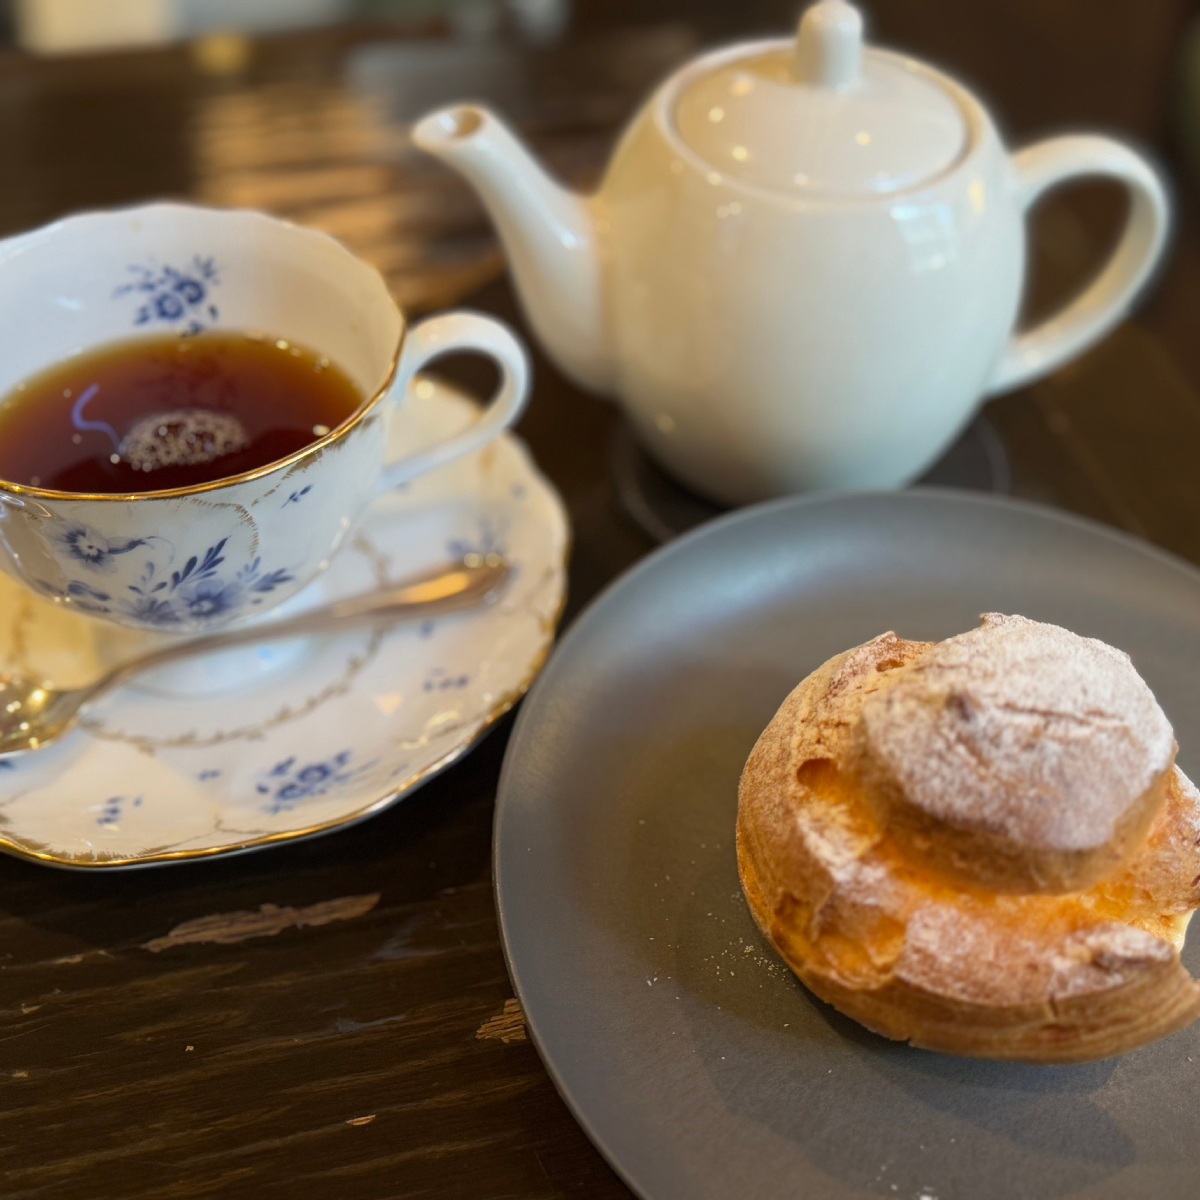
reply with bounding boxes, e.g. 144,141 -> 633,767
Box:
415,0 -> 1169,505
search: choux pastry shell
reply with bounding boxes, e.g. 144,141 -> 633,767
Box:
737,614 -> 1200,1062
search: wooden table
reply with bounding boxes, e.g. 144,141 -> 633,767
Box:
4,2 -> 1200,1196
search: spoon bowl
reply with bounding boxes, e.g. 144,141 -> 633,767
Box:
0,677 -> 83,754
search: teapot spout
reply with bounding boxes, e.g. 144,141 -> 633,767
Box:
413,105 -> 610,393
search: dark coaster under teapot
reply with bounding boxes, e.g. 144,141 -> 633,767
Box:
611,415 -> 1011,545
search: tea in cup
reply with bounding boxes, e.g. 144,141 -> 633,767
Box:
0,202 -> 530,632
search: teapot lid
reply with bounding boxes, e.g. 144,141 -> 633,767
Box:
672,0 -> 967,198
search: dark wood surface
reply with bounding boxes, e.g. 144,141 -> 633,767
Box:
4,2 -> 1200,1197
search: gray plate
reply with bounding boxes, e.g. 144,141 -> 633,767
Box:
495,490 -> 1200,1200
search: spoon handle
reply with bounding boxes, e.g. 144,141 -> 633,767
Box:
93,558 -> 508,697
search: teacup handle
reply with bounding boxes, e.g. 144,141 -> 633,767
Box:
377,309 -> 530,492
986,135 -> 1169,395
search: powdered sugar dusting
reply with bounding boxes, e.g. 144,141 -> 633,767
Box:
861,614 -> 1174,852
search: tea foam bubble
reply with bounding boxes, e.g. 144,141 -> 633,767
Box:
119,409 -> 250,473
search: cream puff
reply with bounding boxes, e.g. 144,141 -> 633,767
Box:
737,614 -> 1200,1062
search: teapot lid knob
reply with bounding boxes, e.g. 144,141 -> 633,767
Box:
793,0 -> 863,91
671,0 -> 967,196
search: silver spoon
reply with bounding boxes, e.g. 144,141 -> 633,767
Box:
0,555 -> 508,758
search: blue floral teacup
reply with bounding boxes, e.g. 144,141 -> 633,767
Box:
0,203 -> 530,632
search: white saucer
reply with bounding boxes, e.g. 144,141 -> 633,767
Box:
0,377 -> 569,868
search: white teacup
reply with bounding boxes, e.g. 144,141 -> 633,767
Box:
0,203 -> 530,633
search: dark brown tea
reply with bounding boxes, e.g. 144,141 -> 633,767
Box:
0,332 -> 365,494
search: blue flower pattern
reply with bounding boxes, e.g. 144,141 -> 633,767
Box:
423,668 -> 470,693
255,750 -> 372,816
38,532 -> 295,628
96,796 -> 142,828
447,517 -> 506,563
56,523 -> 147,573
115,256 -> 220,333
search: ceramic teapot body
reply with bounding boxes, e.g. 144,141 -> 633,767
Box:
416,3 -> 1168,505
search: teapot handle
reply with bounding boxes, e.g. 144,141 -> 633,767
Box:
986,135 -> 1169,395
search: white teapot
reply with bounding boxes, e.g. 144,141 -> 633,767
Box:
415,0 -> 1168,505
